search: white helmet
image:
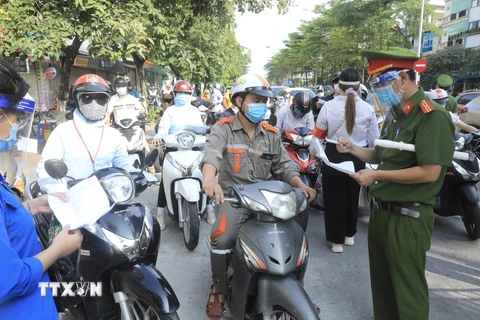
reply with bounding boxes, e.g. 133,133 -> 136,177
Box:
360,84 -> 368,100
429,88 -> 448,105
230,74 -> 274,106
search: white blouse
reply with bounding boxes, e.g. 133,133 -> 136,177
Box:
314,95 -> 379,147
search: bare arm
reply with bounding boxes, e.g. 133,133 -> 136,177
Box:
202,163 -> 223,203
457,121 -> 477,133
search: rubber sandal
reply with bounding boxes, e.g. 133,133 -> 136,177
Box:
206,285 -> 224,320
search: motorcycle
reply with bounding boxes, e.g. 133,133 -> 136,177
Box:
212,181 -> 319,320
111,115 -> 149,169
161,125 -> 208,250
26,150 -> 181,319
434,132 -> 480,240
198,101 -> 220,126
282,127 -> 324,211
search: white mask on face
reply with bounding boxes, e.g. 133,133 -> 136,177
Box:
117,87 -> 127,95
334,83 -> 340,94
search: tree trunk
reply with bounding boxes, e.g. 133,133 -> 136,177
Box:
57,36 -> 81,124
133,53 -> 147,99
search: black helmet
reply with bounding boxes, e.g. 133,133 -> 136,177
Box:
207,83 -> 213,89
114,77 -> 127,86
127,81 -> 133,87
332,71 -> 342,83
292,91 -> 312,116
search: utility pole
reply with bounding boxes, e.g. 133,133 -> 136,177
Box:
417,0 -> 425,56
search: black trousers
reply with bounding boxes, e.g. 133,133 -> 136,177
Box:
322,143 -> 365,244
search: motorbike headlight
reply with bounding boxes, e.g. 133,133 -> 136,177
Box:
455,136 -> 465,151
261,190 -> 297,220
452,161 -> 471,180
166,153 -> 203,176
176,132 -> 196,148
243,196 -> 269,213
101,173 -> 135,204
299,198 -> 307,212
102,227 -> 138,258
290,133 -> 312,147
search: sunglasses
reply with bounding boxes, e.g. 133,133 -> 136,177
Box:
78,93 -> 110,106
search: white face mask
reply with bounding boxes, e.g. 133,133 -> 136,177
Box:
117,87 -> 127,95
334,83 -> 340,94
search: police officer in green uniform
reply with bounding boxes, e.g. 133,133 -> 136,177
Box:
437,74 -> 458,114
336,50 -> 455,320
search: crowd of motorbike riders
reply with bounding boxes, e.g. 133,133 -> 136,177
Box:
1,49 -> 479,320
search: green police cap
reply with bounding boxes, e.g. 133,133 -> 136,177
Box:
361,50 -> 419,75
437,74 -> 453,87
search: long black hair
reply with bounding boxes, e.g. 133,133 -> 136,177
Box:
338,68 -> 361,135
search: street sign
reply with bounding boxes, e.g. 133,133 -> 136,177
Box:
44,66 -> 57,79
414,58 -> 427,74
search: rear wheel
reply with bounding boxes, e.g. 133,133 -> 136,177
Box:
183,199 -> 200,250
33,112 -> 41,125
122,294 -> 179,320
46,110 -> 56,119
462,202 -> 480,240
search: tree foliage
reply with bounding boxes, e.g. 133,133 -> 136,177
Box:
421,46 -> 480,91
0,0 -> 290,118
265,0 -> 437,85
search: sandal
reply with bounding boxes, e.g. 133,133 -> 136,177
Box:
206,285 -> 224,320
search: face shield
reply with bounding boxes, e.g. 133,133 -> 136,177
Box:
369,70 -> 408,121
0,93 -> 36,198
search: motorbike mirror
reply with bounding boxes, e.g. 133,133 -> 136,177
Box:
144,149 -> 160,168
269,114 -> 277,127
44,159 -> 69,180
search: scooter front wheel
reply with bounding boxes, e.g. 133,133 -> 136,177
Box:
121,294 -> 179,320
183,199 -> 200,250
462,202 -> 480,240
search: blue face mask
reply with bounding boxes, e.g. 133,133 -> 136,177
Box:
0,123 -> 18,152
375,86 -> 403,107
244,103 -> 268,123
174,94 -> 191,106
293,107 -> 306,118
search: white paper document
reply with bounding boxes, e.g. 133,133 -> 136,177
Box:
48,176 -> 111,229
310,138 -> 358,176
17,138 -> 38,154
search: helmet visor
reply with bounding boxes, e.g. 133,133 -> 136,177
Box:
0,93 -> 36,196
369,70 -> 407,121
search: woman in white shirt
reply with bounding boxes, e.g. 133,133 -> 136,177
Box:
314,68 -> 379,253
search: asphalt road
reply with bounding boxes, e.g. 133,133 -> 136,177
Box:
134,187 -> 480,320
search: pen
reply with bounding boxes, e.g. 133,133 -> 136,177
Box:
396,126 -> 402,138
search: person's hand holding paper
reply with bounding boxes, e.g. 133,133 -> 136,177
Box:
310,138 -> 358,176
48,176 -> 111,229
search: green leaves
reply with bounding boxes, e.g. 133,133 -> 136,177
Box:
265,0 -> 436,84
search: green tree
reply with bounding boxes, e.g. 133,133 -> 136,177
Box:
265,0 -> 437,85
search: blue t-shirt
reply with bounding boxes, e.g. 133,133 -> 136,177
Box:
0,176 -> 57,319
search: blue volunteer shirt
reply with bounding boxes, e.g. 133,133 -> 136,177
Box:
0,176 -> 57,319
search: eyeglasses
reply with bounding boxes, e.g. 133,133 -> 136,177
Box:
78,93 -> 110,106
